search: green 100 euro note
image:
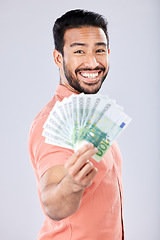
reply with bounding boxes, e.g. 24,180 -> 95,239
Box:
42,93 -> 131,162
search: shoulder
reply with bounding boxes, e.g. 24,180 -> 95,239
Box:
28,94 -> 73,178
28,95 -> 57,164
29,95 -> 58,143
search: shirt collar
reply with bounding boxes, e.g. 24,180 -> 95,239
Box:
55,84 -> 78,99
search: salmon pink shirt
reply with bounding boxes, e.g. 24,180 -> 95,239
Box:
28,85 -> 124,240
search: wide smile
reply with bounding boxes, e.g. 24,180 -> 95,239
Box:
77,70 -> 103,83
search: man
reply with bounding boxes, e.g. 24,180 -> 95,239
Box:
28,9 -> 124,240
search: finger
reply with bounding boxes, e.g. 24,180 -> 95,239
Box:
65,151 -> 80,169
79,161 -> 94,177
77,167 -> 98,188
78,147 -> 98,164
75,142 -> 94,156
65,143 -> 95,169
70,147 -> 98,176
85,167 -> 98,184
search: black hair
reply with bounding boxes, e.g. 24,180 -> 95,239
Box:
53,9 -> 109,55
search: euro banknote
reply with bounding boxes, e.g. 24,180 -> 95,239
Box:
42,93 -> 131,162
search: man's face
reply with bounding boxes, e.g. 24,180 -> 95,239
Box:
60,27 -> 110,94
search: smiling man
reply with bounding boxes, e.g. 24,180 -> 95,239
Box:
28,9 -> 124,240
54,26 -> 110,94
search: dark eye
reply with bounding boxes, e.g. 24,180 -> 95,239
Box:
96,49 -> 106,53
74,50 -> 84,54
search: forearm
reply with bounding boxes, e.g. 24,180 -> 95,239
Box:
41,175 -> 84,221
41,143 -> 98,221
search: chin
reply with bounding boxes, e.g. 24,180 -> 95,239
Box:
82,82 -> 103,94
80,86 -> 101,94
68,77 -> 105,94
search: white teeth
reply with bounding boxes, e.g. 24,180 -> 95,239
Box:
81,72 -> 99,79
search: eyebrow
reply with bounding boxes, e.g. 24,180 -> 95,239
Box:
70,42 -> 87,47
95,42 -> 107,47
70,42 -> 107,47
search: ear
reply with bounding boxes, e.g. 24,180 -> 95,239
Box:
53,49 -> 63,68
108,49 -> 110,54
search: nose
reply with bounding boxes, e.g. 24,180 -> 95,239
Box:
84,54 -> 99,69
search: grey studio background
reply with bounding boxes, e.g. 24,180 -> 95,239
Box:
0,0 -> 159,239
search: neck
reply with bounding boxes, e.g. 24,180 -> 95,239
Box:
60,79 -> 80,94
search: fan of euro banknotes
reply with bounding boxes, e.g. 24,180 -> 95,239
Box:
42,93 -> 131,162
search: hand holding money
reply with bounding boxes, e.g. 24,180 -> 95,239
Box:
64,143 -> 98,192
42,93 -> 131,162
